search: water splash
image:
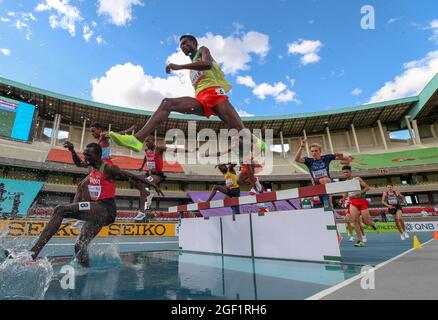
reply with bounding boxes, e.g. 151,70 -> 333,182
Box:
0,251 -> 54,300
89,240 -> 122,269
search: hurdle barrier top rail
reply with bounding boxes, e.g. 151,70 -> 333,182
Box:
168,180 -> 361,213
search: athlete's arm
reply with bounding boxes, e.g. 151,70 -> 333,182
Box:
166,47 -> 213,73
108,165 -> 151,185
335,153 -> 353,163
139,155 -> 147,171
63,141 -> 87,168
294,139 -> 306,163
397,191 -> 408,205
351,177 -> 370,197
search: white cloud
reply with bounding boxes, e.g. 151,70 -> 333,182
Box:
97,0 -> 143,26
196,31 -> 270,74
387,17 -> 402,25
236,75 -> 299,104
236,75 -> 256,88
244,98 -> 251,104
91,62 -> 194,111
351,88 -> 363,96
96,35 -> 105,44
237,109 -> 254,117
288,39 -> 322,65
0,48 -> 11,56
369,50 -> 438,103
429,19 -> 438,44
36,0 -> 82,37
0,17 -> 10,22
83,24 -> 93,42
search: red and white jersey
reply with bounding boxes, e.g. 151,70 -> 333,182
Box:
88,162 -> 116,201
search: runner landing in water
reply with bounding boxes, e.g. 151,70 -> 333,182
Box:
5,143 -> 156,267
109,34 -> 266,160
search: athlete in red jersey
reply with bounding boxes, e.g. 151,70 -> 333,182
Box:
133,135 -> 185,221
25,143 -> 152,267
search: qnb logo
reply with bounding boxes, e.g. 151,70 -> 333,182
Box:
89,177 -> 101,185
60,265 -> 75,290
360,266 -> 375,290
361,5 -> 375,30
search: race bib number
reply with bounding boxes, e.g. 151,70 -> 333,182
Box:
190,71 -> 203,86
312,169 -> 328,179
147,176 -> 154,183
215,87 -> 226,95
147,162 -> 156,170
225,179 -> 234,187
388,197 -> 398,205
88,185 -> 101,201
78,202 -> 91,211
348,192 -> 356,197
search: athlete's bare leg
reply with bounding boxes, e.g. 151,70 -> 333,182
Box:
30,202 -> 112,262
206,185 -> 229,202
75,222 -> 103,267
74,177 -> 90,202
134,97 -> 204,142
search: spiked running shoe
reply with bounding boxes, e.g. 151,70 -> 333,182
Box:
109,132 -> 143,152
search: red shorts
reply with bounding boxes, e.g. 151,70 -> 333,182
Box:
350,198 -> 369,211
102,159 -> 113,165
195,86 -> 228,118
241,162 -> 263,175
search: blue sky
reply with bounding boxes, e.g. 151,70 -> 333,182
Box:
0,0 -> 437,117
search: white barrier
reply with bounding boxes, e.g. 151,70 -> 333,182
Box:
179,208 -> 341,263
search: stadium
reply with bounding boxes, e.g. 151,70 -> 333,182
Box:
1,72 -> 438,300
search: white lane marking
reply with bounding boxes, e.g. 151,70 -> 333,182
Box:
306,238 -> 435,300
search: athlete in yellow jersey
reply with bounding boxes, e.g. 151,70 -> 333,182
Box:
203,163 -> 241,215
109,35 -> 263,154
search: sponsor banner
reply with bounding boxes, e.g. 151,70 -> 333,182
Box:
338,221 -> 438,234
0,220 -> 176,238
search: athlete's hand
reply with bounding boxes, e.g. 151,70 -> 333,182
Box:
166,63 -> 181,74
63,141 -> 74,151
300,139 -> 307,148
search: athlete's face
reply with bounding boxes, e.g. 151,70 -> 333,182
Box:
90,127 -> 102,139
218,165 -> 227,174
387,185 -> 394,192
145,136 -> 155,149
310,147 -> 321,159
84,147 -> 99,165
342,169 -> 352,179
180,38 -> 196,56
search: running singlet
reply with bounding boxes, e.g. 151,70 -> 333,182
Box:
145,146 -> 164,172
88,162 -> 116,201
224,170 -> 239,189
304,154 -> 336,182
101,140 -> 112,160
348,178 -> 366,198
190,51 -> 232,96
387,193 -> 401,205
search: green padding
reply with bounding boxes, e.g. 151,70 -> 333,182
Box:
326,225 -> 337,231
324,256 -> 342,262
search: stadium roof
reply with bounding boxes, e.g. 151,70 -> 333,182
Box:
0,74 -> 437,137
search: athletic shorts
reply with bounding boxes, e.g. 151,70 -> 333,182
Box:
227,187 -> 241,198
195,86 -> 228,118
95,198 -> 117,226
241,162 -> 263,175
389,205 -> 403,215
147,171 -> 166,186
349,198 -> 369,211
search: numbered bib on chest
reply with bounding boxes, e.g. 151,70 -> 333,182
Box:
313,169 -> 328,179
388,196 -> 398,205
88,185 -> 101,201
226,179 -> 234,187
190,70 -> 203,86
147,161 -> 156,170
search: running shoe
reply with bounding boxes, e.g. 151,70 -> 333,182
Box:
400,233 -> 406,241
109,132 -> 143,152
349,236 -> 356,242
354,241 -> 365,247
134,211 -> 146,221
255,178 -> 263,192
362,236 -> 368,243
70,220 -> 85,230
250,188 -> 257,195
404,232 -> 410,239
